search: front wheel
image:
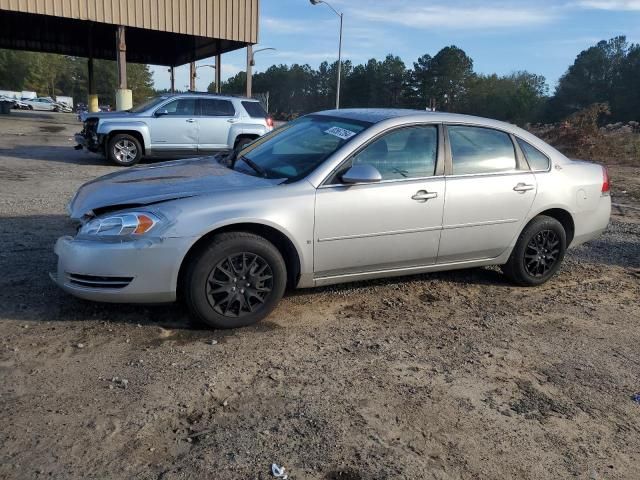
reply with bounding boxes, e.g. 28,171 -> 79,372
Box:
502,215 -> 567,286
107,134 -> 142,166
183,232 -> 287,329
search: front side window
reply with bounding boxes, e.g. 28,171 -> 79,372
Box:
200,99 -> 235,116
235,115 -> 370,181
159,98 -> 196,116
517,138 -> 550,171
349,125 -> 438,181
448,125 -> 517,175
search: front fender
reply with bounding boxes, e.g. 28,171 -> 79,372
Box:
97,121 -> 151,153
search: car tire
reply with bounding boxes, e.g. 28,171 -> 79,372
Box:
107,134 -> 143,167
234,137 -> 255,151
183,232 -> 287,329
502,215 -> 567,286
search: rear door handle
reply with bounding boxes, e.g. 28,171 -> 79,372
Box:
227,118 -> 240,123
513,183 -> 535,193
412,190 -> 438,202
186,118 -> 196,123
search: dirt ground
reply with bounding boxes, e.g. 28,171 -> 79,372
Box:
1,111 -> 639,480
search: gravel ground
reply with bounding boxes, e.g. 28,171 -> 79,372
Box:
1,111 -> 639,480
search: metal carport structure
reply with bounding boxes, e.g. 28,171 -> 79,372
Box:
0,0 -> 259,110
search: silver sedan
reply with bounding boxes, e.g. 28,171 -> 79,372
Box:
52,109 -> 611,328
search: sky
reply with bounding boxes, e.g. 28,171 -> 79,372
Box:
150,0 -> 640,93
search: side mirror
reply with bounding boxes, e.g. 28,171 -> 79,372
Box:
341,164 -> 382,184
155,109 -> 169,117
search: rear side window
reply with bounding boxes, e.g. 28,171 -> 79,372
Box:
448,125 -> 517,175
517,138 -> 550,171
241,101 -> 267,118
200,99 -> 235,116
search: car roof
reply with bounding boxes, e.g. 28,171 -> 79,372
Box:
314,108 -> 519,129
159,92 -> 258,102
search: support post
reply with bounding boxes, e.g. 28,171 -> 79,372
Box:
87,57 -> 99,113
115,25 -> 132,111
336,13 -> 342,109
170,67 -> 175,93
215,54 -> 222,93
87,28 -> 99,113
189,62 -> 196,91
246,45 -> 253,98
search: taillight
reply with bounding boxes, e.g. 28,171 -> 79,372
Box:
266,116 -> 274,128
601,166 -> 610,194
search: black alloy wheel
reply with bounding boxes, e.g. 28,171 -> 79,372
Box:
183,232 -> 287,329
502,215 -> 567,286
206,252 -> 274,317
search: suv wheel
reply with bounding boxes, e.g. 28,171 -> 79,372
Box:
502,215 -> 567,286
234,137 -> 255,151
107,134 -> 142,166
183,232 -> 287,329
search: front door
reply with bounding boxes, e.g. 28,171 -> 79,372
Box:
438,125 -> 537,263
149,97 -> 198,152
197,98 -> 237,150
314,125 -> 445,277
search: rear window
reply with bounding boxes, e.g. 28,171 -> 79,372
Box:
200,99 -> 235,116
242,101 -> 267,118
517,138 -> 550,171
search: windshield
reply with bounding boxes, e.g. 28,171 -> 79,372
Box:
129,96 -> 167,113
234,115 -> 371,181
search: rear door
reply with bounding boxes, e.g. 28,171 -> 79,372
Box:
197,98 -> 237,150
148,97 -> 198,152
438,124 -> 537,263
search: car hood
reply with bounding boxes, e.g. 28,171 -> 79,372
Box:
80,111 -> 137,122
68,157 -> 281,220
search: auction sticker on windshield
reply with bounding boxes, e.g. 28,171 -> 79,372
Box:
325,126 -> 357,140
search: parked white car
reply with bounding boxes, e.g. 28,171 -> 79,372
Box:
22,97 -> 71,112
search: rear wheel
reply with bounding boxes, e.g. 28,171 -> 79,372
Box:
107,134 -> 142,166
183,232 -> 287,329
234,136 -> 256,151
502,215 -> 566,286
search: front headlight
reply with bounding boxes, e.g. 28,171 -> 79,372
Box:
78,212 -> 162,239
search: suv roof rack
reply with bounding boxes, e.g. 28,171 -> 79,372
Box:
175,91 -> 258,101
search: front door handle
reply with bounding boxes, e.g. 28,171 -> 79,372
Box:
227,118 -> 240,123
412,190 -> 438,202
186,118 -> 196,123
513,183 -> 535,193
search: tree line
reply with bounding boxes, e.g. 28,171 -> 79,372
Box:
0,50 -> 154,106
1,36 -> 637,125
214,36 -> 639,125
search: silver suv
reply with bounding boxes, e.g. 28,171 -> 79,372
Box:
75,93 -> 273,166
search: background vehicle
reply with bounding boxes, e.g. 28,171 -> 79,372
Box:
54,109 -> 611,329
75,93 -> 274,166
22,97 -> 71,112
12,98 -> 30,109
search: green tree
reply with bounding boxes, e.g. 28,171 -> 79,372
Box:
462,71 -> 548,125
550,36 -> 634,121
428,46 -> 474,111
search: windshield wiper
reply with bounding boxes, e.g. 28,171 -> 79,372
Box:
237,155 -> 268,178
